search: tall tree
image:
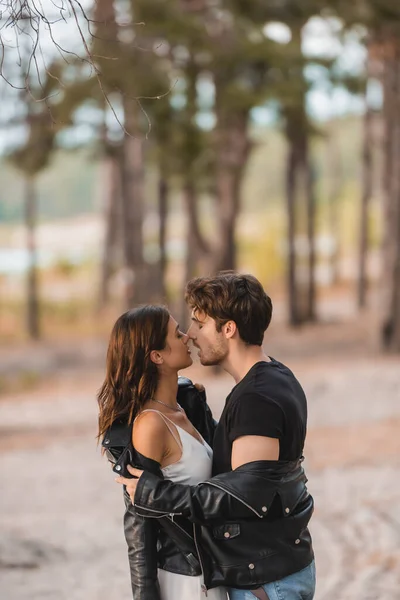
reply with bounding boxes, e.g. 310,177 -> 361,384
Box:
98,136 -> 122,309
325,126 -> 343,285
357,57 -> 374,309
6,24 -> 56,339
281,22 -> 317,325
92,0 -> 181,306
379,29 -> 400,350
9,98 -> 55,339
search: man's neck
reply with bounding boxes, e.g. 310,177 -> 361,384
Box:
221,346 -> 271,384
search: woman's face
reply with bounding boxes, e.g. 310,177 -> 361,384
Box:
157,316 -> 193,371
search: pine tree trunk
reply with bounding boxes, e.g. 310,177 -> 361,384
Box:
99,152 -> 121,308
381,38 -> 400,351
180,183 -> 201,330
24,174 -> 40,339
213,112 -> 250,273
183,182 -> 210,258
285,133 -> 315,326
306,157 -> 317,321
180,58 -> 211,286
326,131 -> 342,284
284,22 -> 317,326
158,172 -> 168,302
286,142 -> 298,326
214,170 -> 237,272
358,97 -> 373,309
120,98 -> 146,307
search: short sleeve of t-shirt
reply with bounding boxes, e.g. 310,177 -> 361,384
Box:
228,392 -> 284,444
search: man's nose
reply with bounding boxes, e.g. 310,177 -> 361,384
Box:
186,323 -> 195,339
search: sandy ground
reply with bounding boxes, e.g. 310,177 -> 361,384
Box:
1,346 -> 400,600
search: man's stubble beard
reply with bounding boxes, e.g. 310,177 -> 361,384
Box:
199,340 -> 228,367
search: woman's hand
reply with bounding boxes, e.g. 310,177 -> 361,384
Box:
115,465 -> 144,503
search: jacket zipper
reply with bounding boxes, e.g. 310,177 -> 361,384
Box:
205,481 -> 264,518
134,503 -> 183,517
170,515 -> 194,541
193,523 -> 207,597
135,481 -> 263,518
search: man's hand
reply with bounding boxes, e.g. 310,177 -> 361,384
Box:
115,465 -> 143,503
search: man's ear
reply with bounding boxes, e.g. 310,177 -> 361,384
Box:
150,350 -> 163,365
223,320 -> 237,339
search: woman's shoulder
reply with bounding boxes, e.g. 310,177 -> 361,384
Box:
133,409 -> 169,435
132,410 -> 170,461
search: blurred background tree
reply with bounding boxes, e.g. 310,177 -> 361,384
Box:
1,0 -> 400,351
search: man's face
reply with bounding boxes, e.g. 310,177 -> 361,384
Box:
187,310 -> 228,366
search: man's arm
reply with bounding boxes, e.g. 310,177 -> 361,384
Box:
120,434 -> 278,506
117,432 -> 280,524
116,394 -> 281,523
117,466 -> 264,523
231,435 -> 279,469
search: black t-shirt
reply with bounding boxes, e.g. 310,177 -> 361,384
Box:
212,359 -> 308,476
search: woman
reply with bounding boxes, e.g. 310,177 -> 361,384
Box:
97,305 -> 227,600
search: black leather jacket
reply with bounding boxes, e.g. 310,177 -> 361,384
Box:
104,377 -> 314,595
134,459 -> 314,591
102,377 -> 216,600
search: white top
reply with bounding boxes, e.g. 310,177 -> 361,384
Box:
136,409 -> 213,484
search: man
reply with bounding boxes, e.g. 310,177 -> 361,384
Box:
117,272 -> 315,600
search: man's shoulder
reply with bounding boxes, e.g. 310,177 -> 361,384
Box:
231,361 -> 303,406
257,358 -> 294,376
229,388 -> 278,410
254,359 -> 301,389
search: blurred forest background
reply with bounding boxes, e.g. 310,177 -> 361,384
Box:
1,3 -> 400,600
0,0 -> 399,354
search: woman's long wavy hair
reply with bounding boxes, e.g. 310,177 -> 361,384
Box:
97,305 -> 170,441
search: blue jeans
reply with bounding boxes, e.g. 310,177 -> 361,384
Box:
227,561 -> 316,600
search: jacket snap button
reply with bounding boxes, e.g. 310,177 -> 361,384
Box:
224,532 -> 230,538
285,507 -> 290,514
261,506 -> 267,512
249,563 -> 255,570
295,539 -> 300,544
115,465 -> 122,471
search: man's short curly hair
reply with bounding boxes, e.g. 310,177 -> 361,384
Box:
185,272 -> 272,346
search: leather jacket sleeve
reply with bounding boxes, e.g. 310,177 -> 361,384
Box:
133,460 -> 308,524
123,491 -> 162,600
133,474 -> 257,524
116,446 -> 165,600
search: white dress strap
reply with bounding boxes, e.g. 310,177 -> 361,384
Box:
136,409 -> 183,450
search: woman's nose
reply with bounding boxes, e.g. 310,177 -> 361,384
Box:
182,333 -> 190,344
